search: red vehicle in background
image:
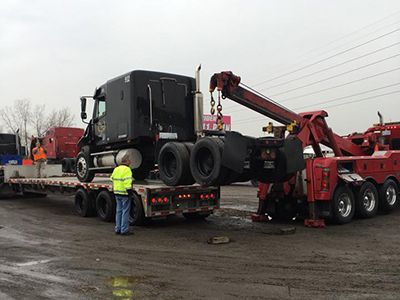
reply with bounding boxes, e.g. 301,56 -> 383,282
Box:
31,127 -> 84,173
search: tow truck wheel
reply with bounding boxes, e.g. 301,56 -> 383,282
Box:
332,185 -> 355,224
74,188 -> 96,217
379,179 -> 399,213
129,193 -> 146,225
76,151 -> 95,182
96,190 -> 116,222
356,181 -> 379,218
159,142 -> 191,186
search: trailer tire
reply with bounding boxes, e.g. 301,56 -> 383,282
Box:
356,181 -> 379,218
129,193 -> 146,225
61,158 -> 70,173
76,151 -> 95,182
159,142 -> 191,186
331,185 -> 355,224
74,188 -> 96,217
96,190 -> 115,222
70,158 -> 77,174
190,137 -> 228,186
379,179 -> 399,213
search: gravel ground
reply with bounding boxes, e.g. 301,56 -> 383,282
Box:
0,184 -> 400,299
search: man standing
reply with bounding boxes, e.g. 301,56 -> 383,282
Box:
110,155 -> 133,235
32,141 -> 47,178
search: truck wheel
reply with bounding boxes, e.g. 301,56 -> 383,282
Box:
76,151 -> 95,182
182,143 -> 195,185
96,190 -> 116,222
190,137 -> 227,186
356,181 -> 379,218
129,193 -> 146,225
74,188 -> 96,217
61,159 -> 70,173
379,179 -> 399,213
331,185 -> 355,224
159,142 -> 191,186
183,212 -> 211,220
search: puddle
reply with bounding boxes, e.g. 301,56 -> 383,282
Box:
108,276 -> 146,299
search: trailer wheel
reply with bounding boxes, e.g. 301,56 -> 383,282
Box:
129,193 -> 146,225
332,185 -> 355,224
356,182 -> 379,218
183,212 -> 211,220
190,137 -> 228,186
96,190 -> 116,222
76,151 -> 95,182
70,158 -> 77,174
61,158 -> 70,173
74,188 -> 96,217
379,179 -> 399,213
159,142 -> 191,186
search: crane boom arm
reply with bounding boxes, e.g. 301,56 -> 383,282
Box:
210,71 -> 365,157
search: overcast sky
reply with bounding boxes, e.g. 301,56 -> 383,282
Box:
1,0 -> 399,137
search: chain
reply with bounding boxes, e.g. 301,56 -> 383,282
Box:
210,92 -> 216,115
216,91 -> 224,130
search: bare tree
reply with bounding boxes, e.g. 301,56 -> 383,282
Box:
45,107 -> 75,129
32,104 -> 46,136
0,99 -> 32,148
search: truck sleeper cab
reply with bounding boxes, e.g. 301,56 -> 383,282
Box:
77,69 -> 203,184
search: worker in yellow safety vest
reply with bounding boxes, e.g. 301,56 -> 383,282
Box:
32,141 -> 47,178
110,155 -> 134,235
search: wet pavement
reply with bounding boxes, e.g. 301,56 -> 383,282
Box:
1,184 -> 400,299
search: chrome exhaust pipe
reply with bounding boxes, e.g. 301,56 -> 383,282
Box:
194,64 -> 203,137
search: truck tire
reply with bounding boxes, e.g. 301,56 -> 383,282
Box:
76,151 -> 95,182
159,142 -> 191,186
331,185 -> 355,224
379,179 -> 399,213
190,137 -> 228,186
61,158 -> 70,173
74,188 -> 96,217
356,181 -> 379,218
96,190 -> 116,222
182,143 -> 195,185
129,193 -> 146,225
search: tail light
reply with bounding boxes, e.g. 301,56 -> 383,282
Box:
321,168 -> 330,191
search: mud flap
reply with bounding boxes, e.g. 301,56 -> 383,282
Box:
221,131 -> 250,173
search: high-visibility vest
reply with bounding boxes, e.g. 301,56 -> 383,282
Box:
32,146 -> 47,161
110,165 -> 133,195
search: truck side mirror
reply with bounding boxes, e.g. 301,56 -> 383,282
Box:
80,97 -> 87,120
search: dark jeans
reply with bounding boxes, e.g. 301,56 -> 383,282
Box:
115,195 -> 131,234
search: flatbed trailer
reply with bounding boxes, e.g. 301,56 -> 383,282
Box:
2,166 -> 220,225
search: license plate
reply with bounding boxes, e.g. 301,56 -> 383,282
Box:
263,161 -> 275,169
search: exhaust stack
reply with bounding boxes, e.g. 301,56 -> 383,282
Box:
193,64 -> 204,136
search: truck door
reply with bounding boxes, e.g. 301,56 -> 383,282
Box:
93,97 -> 107,144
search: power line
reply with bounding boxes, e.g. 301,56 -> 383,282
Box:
269,53 -> 400,97
219,67 -> 400,115
253,27 -> 400,88
294,82 -> 400,110
323,90 -> 400,109
279,66 -> 400,103
233,88 -> 400,125
263,42 -> 400,90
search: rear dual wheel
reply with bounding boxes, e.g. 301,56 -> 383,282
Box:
355,182 -> 379,218
379,179 -> 399,212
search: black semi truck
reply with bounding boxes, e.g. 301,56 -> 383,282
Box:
77,66 -> 204,185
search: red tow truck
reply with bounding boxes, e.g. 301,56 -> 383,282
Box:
209,71 -> 400,226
